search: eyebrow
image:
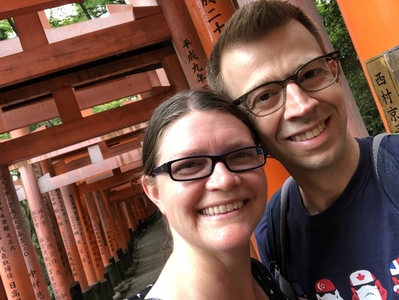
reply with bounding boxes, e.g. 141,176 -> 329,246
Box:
164,141 -> 256,159
245,54 -> 323,92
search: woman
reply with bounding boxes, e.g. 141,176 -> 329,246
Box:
135,89 -> 286,300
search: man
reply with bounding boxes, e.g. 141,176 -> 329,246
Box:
206,1 -> 399,299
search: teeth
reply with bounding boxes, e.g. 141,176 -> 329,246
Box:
202,201 -> 244,216
292,122 -> 325,141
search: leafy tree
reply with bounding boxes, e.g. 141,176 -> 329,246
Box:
0,19 -> 15,40
48,0 -> 127,27
316,0 -> 385,136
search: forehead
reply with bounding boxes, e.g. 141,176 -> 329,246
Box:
157,110 -> 254,160
220,20 -> 323,98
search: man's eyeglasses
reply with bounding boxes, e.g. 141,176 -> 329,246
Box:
233,51 -> 340,117
150,146 -> 266,182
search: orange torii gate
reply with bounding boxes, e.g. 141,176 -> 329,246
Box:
0,0 -> 375,298
336,0 -> 399,133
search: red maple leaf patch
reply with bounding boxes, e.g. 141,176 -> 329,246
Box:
357,273 -> 365,281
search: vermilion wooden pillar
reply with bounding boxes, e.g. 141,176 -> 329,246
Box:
0,165 -> 38,300
2,165 -> 51,299
75,191 -> 105,282
121,200 -> 137,231
336,0 -> 399,133
58,185 -> 91,290
67,184 -> 97,286
84,192 -> 111,267
130,198 -> 141,226
109,201 -> 128,250
92,191 -> 118,259
33,162 -> 74,285
19,163 -> 72,300
161,53 -> 190,91
47,188 -> 84,286
153,0 -> 208,88
183,0 -> 236,56
101,190 -> 125,252
132,196 -> 145,222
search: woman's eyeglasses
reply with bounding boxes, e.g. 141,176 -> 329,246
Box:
150,146 -> 266,181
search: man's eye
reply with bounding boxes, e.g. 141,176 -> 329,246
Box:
257,91 -> 273,102
301,69 -> 318,80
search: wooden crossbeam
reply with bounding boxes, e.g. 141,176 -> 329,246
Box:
1,88 -> 174,165
0,0 -> 78,20
0,12 -> 171,88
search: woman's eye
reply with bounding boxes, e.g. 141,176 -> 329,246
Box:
173,159 -> 207,175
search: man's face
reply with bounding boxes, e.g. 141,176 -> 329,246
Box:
220,20 -> 348,173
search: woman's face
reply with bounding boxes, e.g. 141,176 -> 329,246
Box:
143,110 -> 267,253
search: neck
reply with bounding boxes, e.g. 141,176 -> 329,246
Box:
148,244 -> 269,300
290,136 -> 360,215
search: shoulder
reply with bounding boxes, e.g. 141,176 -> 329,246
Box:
379,133 -> 399,154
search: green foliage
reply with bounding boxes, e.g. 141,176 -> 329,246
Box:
92,99 -> 125,114
0,19 -> 15,40
0,132 -> 10,140
316,0 -> 385,135
29,118 -> 62,132
48,0 -> 128,28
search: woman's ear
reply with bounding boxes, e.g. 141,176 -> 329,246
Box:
141,175 -> 165,213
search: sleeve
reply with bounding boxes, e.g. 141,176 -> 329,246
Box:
254,190 -> 281,270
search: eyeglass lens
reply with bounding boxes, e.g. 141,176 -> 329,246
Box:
170,147 -> 265,181
246,54 -> 338,116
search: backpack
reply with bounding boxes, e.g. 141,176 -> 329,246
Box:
267,133 -> 399,299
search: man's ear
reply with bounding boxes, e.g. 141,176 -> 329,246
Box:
141,175 -> 165,213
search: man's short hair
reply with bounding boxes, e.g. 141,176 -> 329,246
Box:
206,0 -> 325,96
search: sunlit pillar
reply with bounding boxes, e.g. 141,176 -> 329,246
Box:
0,165 -> 38,300
336,0 -> 399,133
19,163 -> 72,299
183,0 -> 235,56
33,162 -> 74,286
151,0 -> 208,88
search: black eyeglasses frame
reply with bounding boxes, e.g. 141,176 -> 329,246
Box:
150,146 -> 267,182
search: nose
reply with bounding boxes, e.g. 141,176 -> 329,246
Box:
283,82 -> 318,120
206,162 -> 240,191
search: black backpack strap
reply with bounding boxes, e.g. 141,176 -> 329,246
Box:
372,133 -> 399,213
267,193 -> 282,275
372,133 -> 386,180
251,258 -> 289,299
268,176 -> 296,300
